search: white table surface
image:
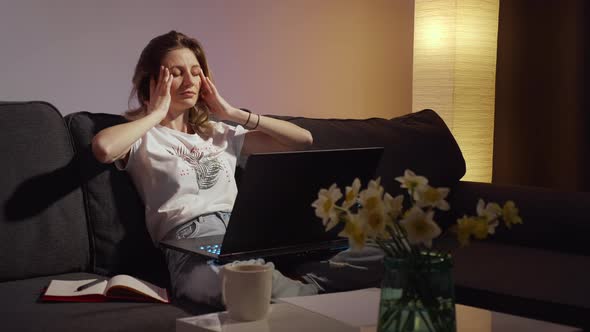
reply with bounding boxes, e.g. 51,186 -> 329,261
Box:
177,288 -> 582,332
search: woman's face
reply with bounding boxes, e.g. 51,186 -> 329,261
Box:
160,47 -> 202,114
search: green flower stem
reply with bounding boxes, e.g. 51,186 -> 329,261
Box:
417,309 -> 436,332
402,310 -> 415,331
379,305 -> 400,330
376,238 -> 399,257
395,310 -> 403,331
389,222 -> 414,256
382,227 -> 407,256
397,293 -> 435,332
414,284 -> 443,330
383,231 -> 402,254
334,206 -> 349,213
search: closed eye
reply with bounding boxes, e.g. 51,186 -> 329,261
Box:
170,69 -> 182,77
169,66 -> 201,78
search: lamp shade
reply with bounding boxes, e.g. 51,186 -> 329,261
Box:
413,0 -> 499,182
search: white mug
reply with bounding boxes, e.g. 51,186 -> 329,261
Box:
221,263 -> 273,321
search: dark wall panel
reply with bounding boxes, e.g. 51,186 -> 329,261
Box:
493,0 -> 587,191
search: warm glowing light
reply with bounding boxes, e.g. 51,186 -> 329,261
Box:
413,0 -> 499,183
421,19 -> 447,49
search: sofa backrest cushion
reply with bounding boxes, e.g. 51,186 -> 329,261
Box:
65,112 -> 170,287
275,109 -> 466,196
0,101 -> 89,281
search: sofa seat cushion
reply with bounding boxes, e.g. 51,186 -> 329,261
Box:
452,242 -> 590,329
0,272 -> 201,332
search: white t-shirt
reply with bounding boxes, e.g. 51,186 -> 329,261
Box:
117,122 -> 247,243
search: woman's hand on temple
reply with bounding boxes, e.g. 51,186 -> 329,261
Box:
198,70 -> 238,121
146,66 -> 173,120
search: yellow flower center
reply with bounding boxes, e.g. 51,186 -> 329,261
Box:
322,199 -> 333,213
368,212 -> 384,230
423,188 -> 440,203
365,196 -> 380,210
411,218 -> 428,235
345,190 -> 356,203
343,221 -> 366,247
473,219 -> 489,239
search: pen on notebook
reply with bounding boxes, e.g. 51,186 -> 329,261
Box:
76,279 -> 104,292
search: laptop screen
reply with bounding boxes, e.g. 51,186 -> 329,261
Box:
220,147 -> 384,255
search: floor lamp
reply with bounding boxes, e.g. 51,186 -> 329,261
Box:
413,0 -> 500,182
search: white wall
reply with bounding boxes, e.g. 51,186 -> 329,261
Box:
0,0 -> 414,119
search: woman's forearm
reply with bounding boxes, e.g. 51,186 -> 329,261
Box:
91,112 -> 164,163
229,108 -> 313,150
251,114 -> 313,149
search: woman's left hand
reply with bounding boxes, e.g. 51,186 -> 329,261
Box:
198,70 -> 236,121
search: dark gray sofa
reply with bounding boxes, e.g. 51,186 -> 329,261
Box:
1,101 -> 588,331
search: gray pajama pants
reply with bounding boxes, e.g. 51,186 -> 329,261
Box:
160,212 -> 320,310
161,212 -> 231,308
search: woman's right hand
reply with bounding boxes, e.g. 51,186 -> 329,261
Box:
145,66 -> 173,120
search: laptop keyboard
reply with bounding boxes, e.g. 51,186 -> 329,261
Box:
200,244 -> 221,255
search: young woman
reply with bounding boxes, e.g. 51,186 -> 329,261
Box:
91,31 -> 318,307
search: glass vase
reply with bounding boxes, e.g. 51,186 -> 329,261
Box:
377,253 -> 456,332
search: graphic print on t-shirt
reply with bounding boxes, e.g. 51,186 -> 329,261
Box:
168,145 -> 223,190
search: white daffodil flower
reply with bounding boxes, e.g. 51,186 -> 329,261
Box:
384,193 -> 404,220
324,216 -> 340,231
311,183 -> 343,226
313,172 -> 522,256
399,206 -> 441,248
342,178 -> 362,209
503,201 -> 522,228
487,219 -> 500,234
476,199 -> 502,220
358,178 -> 387,236
338,213 -> 368,250
367,177 -> 385,195
358,178 -> 385,211
476,199 -> 502,234
414,185 -> 450,211
395,169 -> 428,191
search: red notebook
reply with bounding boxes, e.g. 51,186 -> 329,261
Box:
41,274 -> 169,303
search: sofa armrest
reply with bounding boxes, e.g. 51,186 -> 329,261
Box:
447,181 -> 590,256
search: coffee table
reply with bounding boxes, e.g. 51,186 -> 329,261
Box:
177,288 -> 582,332
454,304 -> 581,332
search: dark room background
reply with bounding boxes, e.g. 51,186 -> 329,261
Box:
493,0 -> 589,192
